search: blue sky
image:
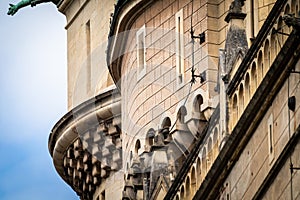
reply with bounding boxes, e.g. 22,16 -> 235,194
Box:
0,1 -> 78,200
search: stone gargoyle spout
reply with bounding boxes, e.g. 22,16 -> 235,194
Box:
7,0 -> 59,16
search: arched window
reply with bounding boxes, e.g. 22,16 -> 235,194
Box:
284,5 -> 291,33
146,129 -> 155,148
245,73 -> 250,105
161,117 -> 171,142
129,151 -> 133,166
186,177 -> 191,199
177,106 -> 187,124
213,128 -> 219,159
291,0 -> 296,13
264,40 -> 270,73
130,151 -> 133,160
251,62 -> 257,95
162,117 -> 171,128
193,95 -> 204,119
270,30 -> 277,63
201,147 -> 207,176
191,167 -> 196,195
194,95 -> 203,112
257,51 -> 263,82
196,157 -> 201,186
180,186 -> 185,199
277,17 -> 284,47
285,4 -> 291,14
176,106 -> 188,131
238,84 -> 244,116
232,94 -> 238,128
207,138 -> 213,168
135,140 -> 141,155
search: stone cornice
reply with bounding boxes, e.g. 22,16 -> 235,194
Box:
48,85 -> 120,156
57,0 -> 90,29
57,0 -> 73,13
48,85 -> 121,198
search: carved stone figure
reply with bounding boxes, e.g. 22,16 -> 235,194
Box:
7,0 -> 60,16
228,0 -> 246,14
283,14 -> 300,30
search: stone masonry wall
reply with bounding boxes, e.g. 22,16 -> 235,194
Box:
119,0 -> 223,172
225,58 -> 300,200
64,0 -> 115,110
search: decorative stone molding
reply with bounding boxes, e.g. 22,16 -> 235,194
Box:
48,86 -> 122,199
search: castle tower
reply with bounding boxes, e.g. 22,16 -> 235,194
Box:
48,0 -> 300,199
49,0 -> 123,199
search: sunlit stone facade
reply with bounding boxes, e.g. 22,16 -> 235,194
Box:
49,0 -> 300,199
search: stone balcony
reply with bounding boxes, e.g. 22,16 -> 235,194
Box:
48,85 -> 122,199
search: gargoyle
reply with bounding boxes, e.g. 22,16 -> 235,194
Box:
7,0 -> 59,16
283,14 -> 300,30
